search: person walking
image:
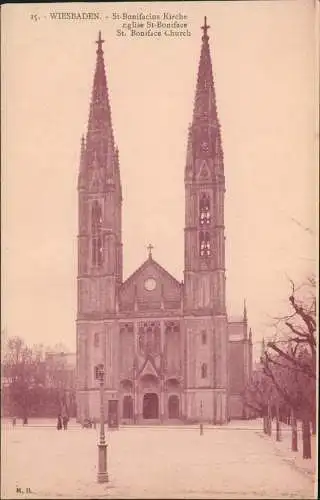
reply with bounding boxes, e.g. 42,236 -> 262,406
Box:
57,414 -> 62,430
62,414 -> 69,430
12,416 -> 17,427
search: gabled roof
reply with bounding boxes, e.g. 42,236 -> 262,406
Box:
138,355 -> 159,378
121,256 -> 182,290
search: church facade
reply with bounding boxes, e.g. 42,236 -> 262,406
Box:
76,20 -> 253,425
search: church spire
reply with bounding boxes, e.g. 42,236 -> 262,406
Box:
192,17 -> 220,131
86,31 -> 115,167
184,18 -> 226,315
186,17 -> 224,177
243,299 -> 248,323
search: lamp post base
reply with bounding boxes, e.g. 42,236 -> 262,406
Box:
97,472 -> 109,483
97,443 -> 109,483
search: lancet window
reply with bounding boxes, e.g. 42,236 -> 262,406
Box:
199,193 -> 211,225
91,200 -> 103,267
201,363 -> 208,379
94,332 -> 100,348
201,330 -> 207,345
199,231 -> 211,257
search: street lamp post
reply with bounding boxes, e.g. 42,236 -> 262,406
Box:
95,364 -> 109,483
200,400 -> 204,435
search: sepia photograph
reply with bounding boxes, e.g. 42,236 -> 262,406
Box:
1,1 -> 318,498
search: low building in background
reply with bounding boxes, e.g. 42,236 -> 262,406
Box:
44,351 -> 77,417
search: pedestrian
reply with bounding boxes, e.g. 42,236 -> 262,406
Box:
62,415 -> 69,430
23,416 -> 28,425
57,414 -> 62,430
12,416 -> 17,427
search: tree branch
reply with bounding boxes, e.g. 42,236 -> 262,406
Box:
266,352 -> 314,378
267,342 -> 315,379
289,294 -> 316,333
263,355 -> 294,408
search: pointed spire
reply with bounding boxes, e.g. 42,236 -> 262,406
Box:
201,16 -> 210,40
114,146 -> 122,200
243,299 -> 247,323
96,30 -> 104,54
86,31 -> 114,168
187,18 -> 224,176
192,17 -> 219,129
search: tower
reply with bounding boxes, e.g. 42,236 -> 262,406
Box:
184,17 -> 228,423
76,32 -> 122,419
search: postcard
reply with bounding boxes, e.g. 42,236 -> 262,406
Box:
1,2 -> 318,498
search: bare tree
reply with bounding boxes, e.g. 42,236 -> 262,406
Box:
261,277 -> 317,459
243,367 -> 275,435
2,337 -> 44,421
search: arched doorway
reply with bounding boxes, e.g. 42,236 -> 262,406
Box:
122,395 -> 133,419
143,393 -> 159,419
168,395 -> 180,419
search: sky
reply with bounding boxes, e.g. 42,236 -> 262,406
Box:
1,1 -> 318,359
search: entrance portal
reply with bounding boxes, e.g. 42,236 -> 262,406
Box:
143,393 -> 159,419
122,395 -> 133,419
168,395 -> 180,419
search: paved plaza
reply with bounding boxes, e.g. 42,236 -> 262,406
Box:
1,419 -> 316,499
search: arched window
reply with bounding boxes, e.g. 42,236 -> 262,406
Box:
199,194 -> 211,225
92,237 -> 103,267
201,363 -> 207,379
199,231 -> 211,257
201,331 -> 207,345
91,200 -> 102,233
94,332 -> 100,348
91,201 -> 103,267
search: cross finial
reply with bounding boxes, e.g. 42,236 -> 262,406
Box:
96,31 -> 104,53
201,16 -> 210,40
147,243 -> 154,258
